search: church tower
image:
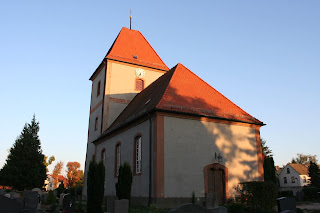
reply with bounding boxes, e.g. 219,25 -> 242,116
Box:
84,27 -> 169,196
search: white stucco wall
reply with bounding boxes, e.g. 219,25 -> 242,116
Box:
279,165 -> 309,188
83,65 -> 106,196
95,119 -> 152,197
163,116 -> 260,198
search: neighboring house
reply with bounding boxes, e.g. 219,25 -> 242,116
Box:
279,163 -> 310,195
83,27 -> 265,208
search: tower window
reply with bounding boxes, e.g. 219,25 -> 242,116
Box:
287,168 -> 290,174
284,177 -> 287,184
95,117 -> 98,131
135,79 -> 144,91
97,81 -> 101,97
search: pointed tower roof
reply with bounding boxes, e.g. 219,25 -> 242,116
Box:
106,27 -> 169,71
100,63 -> 263,137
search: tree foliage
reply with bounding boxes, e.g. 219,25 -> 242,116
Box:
261,138 -> 273,157
66,161 -> 82,188
115,162 -> 133,200
87,159 -> 105,213
0,115 -> 47,190
52,161 -> 64,189
43,155 -> 55,173
308,161 -> 320,187
263,156 -> 277,184
291,153 -> 317,164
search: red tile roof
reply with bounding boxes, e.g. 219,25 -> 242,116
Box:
106,27 -> 169,71
289,163 -> 309,175
101,63 -> 263,137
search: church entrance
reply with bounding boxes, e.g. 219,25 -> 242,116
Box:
204,163 -> 228,207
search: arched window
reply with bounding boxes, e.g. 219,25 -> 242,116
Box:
101,149 -> 106,164
134,136 -> 142,175
135,79 -> 144,91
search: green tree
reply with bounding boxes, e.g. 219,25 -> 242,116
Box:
87,159 -> 105,213
43,155 -> 55,173
263,156 -> 277,184
308,161 -> 320,187
291,153 -> 317,164
0,115 -> 47,190
115,162 -> 133,200
261,138 -> 273,157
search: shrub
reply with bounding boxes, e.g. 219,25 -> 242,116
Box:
236,181 -> 277,213
56,182 -> 66,198
302,186 -> 320,201
115,162 -> 133,200
278,190 -> 294,198
191,191 -> 195,204
46,190 -> 56,205
228,203 -> 244,213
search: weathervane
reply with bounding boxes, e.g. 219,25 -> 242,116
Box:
130,9 -> 132,30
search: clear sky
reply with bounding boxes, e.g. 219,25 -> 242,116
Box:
1,1 -> 319,174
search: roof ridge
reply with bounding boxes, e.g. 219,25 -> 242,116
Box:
137,30 -> 169,70
177,63 -> 260,122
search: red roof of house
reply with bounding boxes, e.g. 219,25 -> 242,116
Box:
105,27 -> 169,71
289,163 -> 309,175
100,63 -> 263,137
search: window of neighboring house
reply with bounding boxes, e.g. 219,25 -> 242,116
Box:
291,176 -> 295,183
101,149 -> 106,164
303,176 -> 307,183
284,177 -> 287,184
115,144 -> 121,177
97,81 -> 101,97
135,136 -> 142,174
95,117 -> 98,131
287,168 -> 290,174
135,79 -> 144,91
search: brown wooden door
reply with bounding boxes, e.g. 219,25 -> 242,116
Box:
208,168 -> 225,205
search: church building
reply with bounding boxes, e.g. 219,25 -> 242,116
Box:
84,27 -> 264,208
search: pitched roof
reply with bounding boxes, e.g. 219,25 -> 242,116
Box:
101,63 -> 263,137
289,163 -> 309,175
105,27 -> 169,71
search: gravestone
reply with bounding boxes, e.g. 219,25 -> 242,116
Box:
31,188 -> 41,209
0,194 -> 23,213
0,189 -> 5,196
114,199 -> 129,213
10,191 -> 21,198
59,193 -> 65,206
23,190 -> 38,213
62,193 -> 75,213
277,197 -> 296,212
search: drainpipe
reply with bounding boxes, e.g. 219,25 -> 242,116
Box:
148,114 -> 152,206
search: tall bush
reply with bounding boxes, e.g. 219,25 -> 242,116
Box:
115,162 -> 133,200
236,181 -> 277,213
87,159 -> 105,213
263,156 -> 277,184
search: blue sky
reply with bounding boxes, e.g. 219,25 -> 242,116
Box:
1,1 -> 319,174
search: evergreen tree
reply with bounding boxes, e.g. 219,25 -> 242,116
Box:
308,161 -> 320,187
115,162 -> 133,200
87,159 -> 105,213
0,115 -> 47,190
263,156 -> 277,184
